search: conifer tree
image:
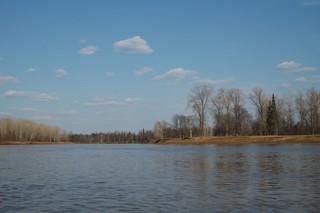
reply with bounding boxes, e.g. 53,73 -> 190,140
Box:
266,94 -> 278,135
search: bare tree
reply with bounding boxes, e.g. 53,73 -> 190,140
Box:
153,121 -> 163,140
188,85 -> 213,136
295,92 -> 308,134
229,88 -> 246,135
223,89 -> 233,136
248,87 -> 268,135
306,87 -> 320,134
211,88 -> 226,135
278,91 -> 295,134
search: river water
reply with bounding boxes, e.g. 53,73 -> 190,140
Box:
0,144 -> 319,212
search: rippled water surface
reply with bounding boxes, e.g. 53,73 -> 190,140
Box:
1,144 -> 320,212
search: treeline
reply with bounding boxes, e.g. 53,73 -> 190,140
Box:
0,118 -> 68,143
154,86 -> 320,139
68,129 -> 153,143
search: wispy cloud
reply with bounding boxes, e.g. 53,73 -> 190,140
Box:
313,76 -> 320,82
78,45 -> 98,55
293,77 -> 307,83
0,75 -> 19,84
153,68 -> 197,81
106,72 -> 114,77
301,0 -> 320,6
277,60 -> 317,72
21,107 -> 42,112
134,67 -> 153,76
32,116 -> 61,121
0,112 -> 12,117
55,69 -> 68,77
84,97 -> 121,106
24,68 -> 39,72
196,76 -> 236,85
279,83 -> 291,88
113,36 -> 153,54
124,97 -> 142,103
2,90 -> 58,101
79,39 -> 87,44
59,110 -> 79,115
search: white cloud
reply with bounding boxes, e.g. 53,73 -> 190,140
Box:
293,77 -> 307,83
106,72 -> 114,77
153,68 -> 197,81
0,75 -> 19,84
78,45 -> 98,55
24,68 -> 38,72
113,36 -> 153,54
55,69 -> 68,77
277,61 -> 301,69
84,97 -> 121,106
196,76 -> 236,85
124,98 -> 142,103
277,61 -> 317,72
2,90 -> 58,101
134,67 -> 153,76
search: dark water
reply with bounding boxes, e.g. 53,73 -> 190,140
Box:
0,144 -> 319,212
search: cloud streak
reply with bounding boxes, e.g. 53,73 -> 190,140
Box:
84,97 -> 121,106
0,75 -> 19,84
196,76 -> 236,85
294,77 -> 307,83
113,36 -> 153,54
24,68 -> 38,72
2,90 -> 58,101
124,98 -> 142,103
134,67 -> 153,76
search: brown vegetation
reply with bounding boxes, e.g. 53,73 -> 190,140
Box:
157,135 -> 320,145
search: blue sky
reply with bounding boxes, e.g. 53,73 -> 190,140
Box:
1,0 -> 319,133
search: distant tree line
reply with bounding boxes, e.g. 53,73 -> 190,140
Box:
68,129 -> 153,143
154,86 -> 320,139
0,118 -> 68,143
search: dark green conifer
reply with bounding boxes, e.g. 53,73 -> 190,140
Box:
266,94 -> 278,135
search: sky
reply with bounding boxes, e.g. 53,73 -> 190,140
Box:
0,0 -> 319,133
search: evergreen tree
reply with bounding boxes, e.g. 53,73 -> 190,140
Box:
266,94 -> 278,135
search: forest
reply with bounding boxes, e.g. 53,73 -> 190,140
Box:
0,86 -> 319,144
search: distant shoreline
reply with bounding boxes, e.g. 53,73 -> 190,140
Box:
1,135 -> 320,145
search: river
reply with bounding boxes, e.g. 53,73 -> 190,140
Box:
0,144 -> 319,212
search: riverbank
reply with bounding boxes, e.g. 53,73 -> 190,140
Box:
1,135 -> 320,145
156,135 -> 320,145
